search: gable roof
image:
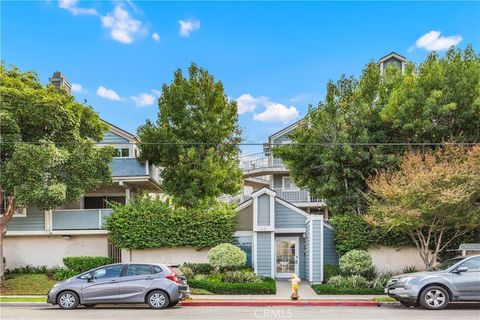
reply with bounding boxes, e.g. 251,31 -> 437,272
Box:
268,118 -> 304,143
378,52 -> 406,64
102,120 -> 140,143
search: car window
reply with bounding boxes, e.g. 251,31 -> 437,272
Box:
433,257 -> 464,271
458,257 -> 480,272
93,265 -> 123,280
126,264 -> 154,276
153,265 -> 163,274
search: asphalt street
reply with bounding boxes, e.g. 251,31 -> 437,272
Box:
1,304 -> 479,320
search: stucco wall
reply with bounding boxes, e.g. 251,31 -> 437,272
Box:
4,235 -> 108,268
368,246 -> 426,272
121,247 -> 210,265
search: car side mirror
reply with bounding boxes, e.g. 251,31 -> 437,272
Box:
87,274 -> 94,282
455,266 -> 468,273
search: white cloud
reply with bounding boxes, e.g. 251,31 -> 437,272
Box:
412,31 -> 463,52
178,20 -> 200,37
71,83 -> 84,93
236,94 -> 269,114
58,0 -> 97,16
101,5 -> 146,44
253,103 -> 299,123
152,32 -> 160,42
152,89 -> 161,96
131,93 -> 155,107
97,86 -> 122,101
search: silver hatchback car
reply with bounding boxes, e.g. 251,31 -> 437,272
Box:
385,255 -> 480,310
47,263 -> 190,309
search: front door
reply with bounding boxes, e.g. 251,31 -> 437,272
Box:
275,237 -> 299,278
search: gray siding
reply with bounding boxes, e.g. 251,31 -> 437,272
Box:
275,202 -> 306,228
257,194 -> 270,226
236,204 -> 253,231
102,130 -> 130,144
7,207 -> 45,231
256,232 -> 272,277
311,220 -> 323,283
323,225 -> 339,265
304,220 -> 310,281
234,236 -> 252,266
272,134 -> 291,145
110,158 -> 147,177
299,236 -> 305,279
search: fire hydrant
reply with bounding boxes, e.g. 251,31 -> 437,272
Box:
290,273 -> 300,300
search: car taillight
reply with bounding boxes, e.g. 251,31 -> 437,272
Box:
166,267 -> 180,283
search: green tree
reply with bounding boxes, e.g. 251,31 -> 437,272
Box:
138,63 -> 242,208
274,46 -> 480,215
365,146 -> 480,269
0,64 -> 114,278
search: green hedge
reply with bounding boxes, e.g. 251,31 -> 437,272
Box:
105,197 -> 236,249
63,256 -> 113,273
312,284 -> 384,295
188,278 -> 276,295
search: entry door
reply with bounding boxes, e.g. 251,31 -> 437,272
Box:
275,237 -> 299,278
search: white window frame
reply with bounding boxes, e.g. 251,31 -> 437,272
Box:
114,147 -> 130,158
282,176 -> 299,191
1,207 -> 27,218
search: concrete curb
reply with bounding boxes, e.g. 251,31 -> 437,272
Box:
0,302 -> 48,307
181,300 -> 381,307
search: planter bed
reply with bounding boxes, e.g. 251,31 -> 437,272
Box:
312,284 -> 384,295
188,278 -> 276,295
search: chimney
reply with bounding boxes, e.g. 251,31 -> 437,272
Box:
49,71 -> 72,94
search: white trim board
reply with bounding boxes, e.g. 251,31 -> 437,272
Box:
236,199 -> 253,211
251,187 -> 277,199
275,228 -> 306,234
234,231 -> 253,237
274,198 -> 309,217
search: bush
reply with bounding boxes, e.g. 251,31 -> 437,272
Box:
106,197 -> 236,249
339,250 -> 373,276
312,284 -> 384,295
181,263 -> 214,276
223,270 -> 262,283
402,265 -> 418,274
327,275 -> 368,288
63,256 -> 112,273
323,264 -> 340,282
188,277 -> 276,295
5,265 -> 48,275
208,243 -> 246,269
369,272 -> 395,289
52,268 -> 78,281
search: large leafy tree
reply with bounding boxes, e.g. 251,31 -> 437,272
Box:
365,146 -> 480,269
138,64 -> 242,208
0,64 -> 114,278
274,46 -> 480,214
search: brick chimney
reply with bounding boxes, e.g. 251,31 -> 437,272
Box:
49,71 -> 72,93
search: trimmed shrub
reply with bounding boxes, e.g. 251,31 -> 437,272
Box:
208,243 -> 246,269
63,256 -> 112,273
312,284 -> 384,295
339,250 -> 373,276
5,265 -> 48,275
323,264 -> 340,282
188,278 -> 276,295
181,263 -> 214,276
327,275 -> 368,288
52,268 -> 78,281
223,270 -> 262,284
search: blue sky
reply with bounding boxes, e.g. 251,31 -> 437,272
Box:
2,1 -> 479,154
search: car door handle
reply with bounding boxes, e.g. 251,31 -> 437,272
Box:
110,279 -> 117,282
145,277 -> 153,280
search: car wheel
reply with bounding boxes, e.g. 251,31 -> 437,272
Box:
419,286 -> 449,310
57,291 -> 80,309
147,290 -> 170,309
83,304 -> 96,308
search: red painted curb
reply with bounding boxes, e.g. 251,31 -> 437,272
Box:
181,300 -> 380,307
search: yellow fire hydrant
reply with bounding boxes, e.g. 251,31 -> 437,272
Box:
290,273 -> 301,300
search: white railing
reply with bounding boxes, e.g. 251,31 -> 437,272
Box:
52,208 -> 114,230
219,194 -> 251,205
274,188 -> 321,203
239,152 -> 285,171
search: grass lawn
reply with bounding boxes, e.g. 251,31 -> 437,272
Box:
0,274 -> 57,295
372,296 -> 396,302
0,296 -> 47,302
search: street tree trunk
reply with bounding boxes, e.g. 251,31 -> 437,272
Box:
0,194 -> 15,281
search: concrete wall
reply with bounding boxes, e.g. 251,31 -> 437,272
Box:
121,247 -> 210,265
368,246 -> 426,272
4,235 -> 108,268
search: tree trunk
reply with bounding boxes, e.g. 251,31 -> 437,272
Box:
0,195 -> 15,281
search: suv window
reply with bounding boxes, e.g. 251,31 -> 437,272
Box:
93,265 -> 123,280
126,264 -> 154,276
458,257 -> 480,272
153,265 -> 163,274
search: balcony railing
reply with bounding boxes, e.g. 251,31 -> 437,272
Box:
52,209 -> 114,230
110,158 -> 160,184
219,194 -> 251,205
274,188 -> 321,203
239,152 -> 285,171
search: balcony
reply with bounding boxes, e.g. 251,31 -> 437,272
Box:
273,188 -> 323,205
220,194 -> 251,205
110,158 -> 161,188
52,209 -> 114,230
240,152 -> 288,177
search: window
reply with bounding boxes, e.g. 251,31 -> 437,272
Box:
153,265 -> 163,274
0,195 -> 27,217
282,177 -> 299,191
84,196 -> 125,209
92,265 -> 123,280
459,257 -> 480,272
125,264 -> 154,276
115,148 -> 130,158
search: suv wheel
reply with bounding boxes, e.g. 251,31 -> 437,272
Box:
419,286 -> 449,310
147,290 -> 170,309
57,291 -> 80,309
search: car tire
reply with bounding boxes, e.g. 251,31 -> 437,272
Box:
57,291 -> 80,309
419,286 -> 449,310
147,290 -> 170,309
83,304 -> 96,308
